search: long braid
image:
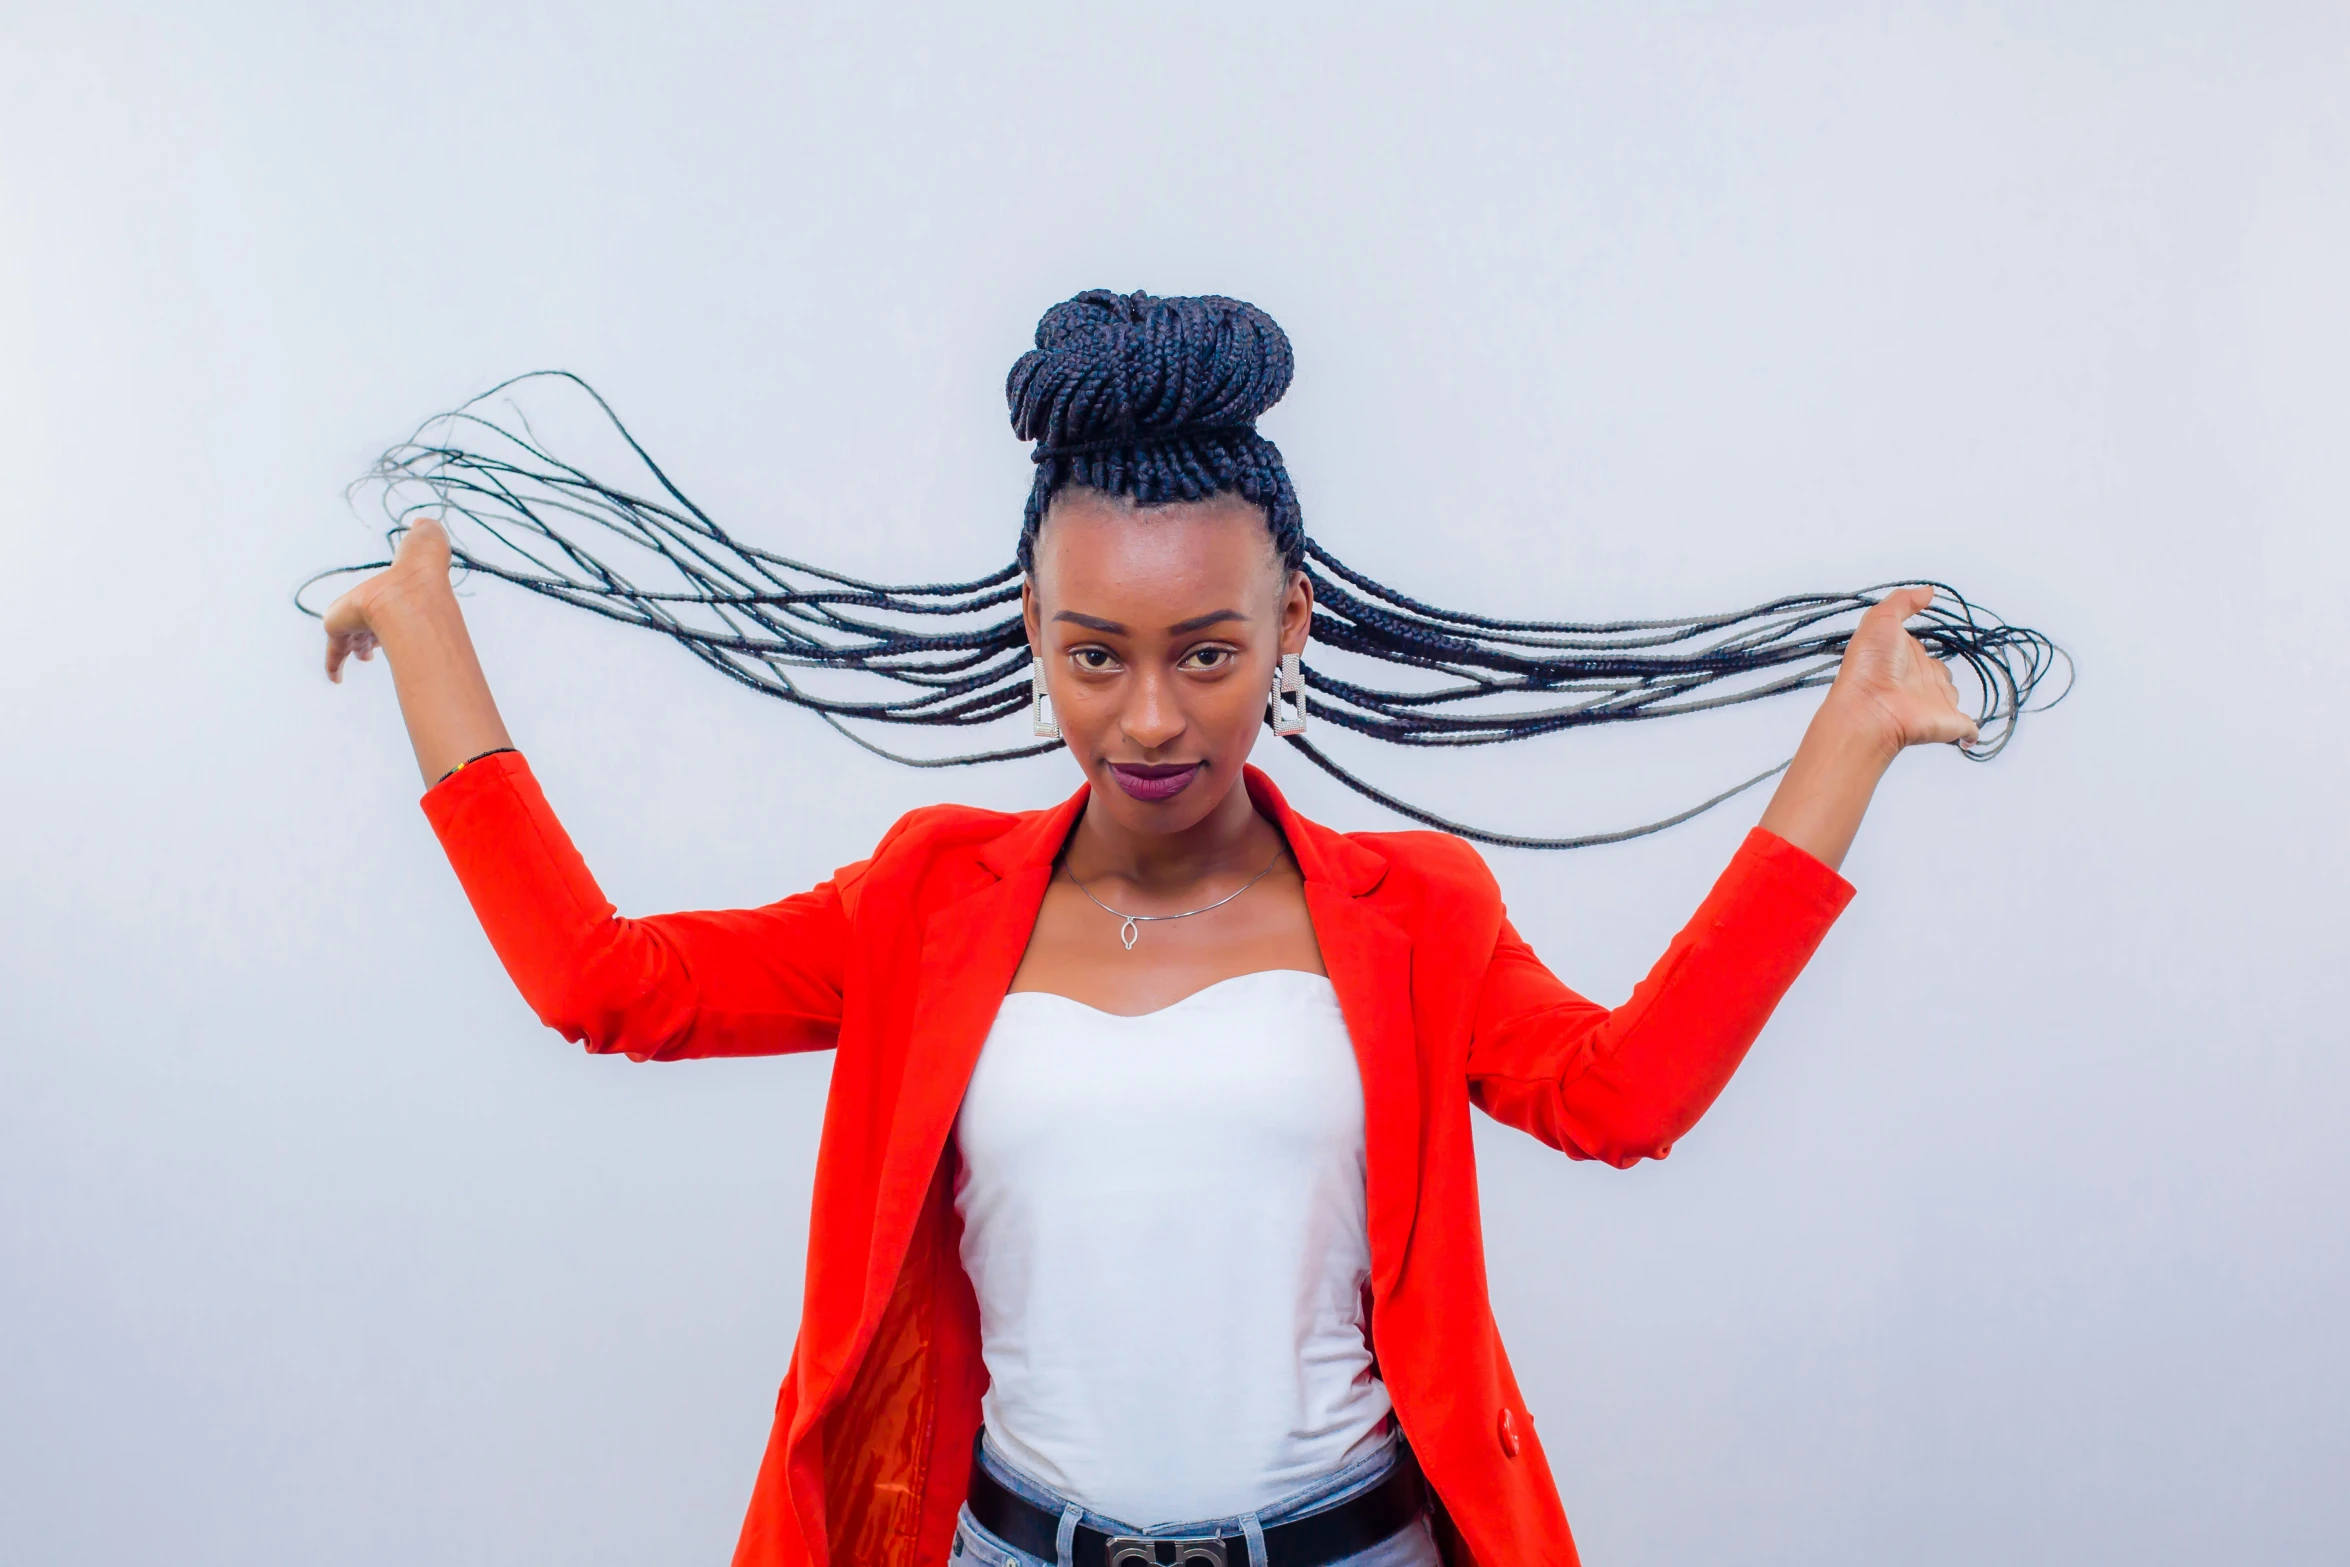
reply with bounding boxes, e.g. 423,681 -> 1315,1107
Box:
302,291 -> 2068,847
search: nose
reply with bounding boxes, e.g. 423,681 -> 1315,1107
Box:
1120,665 -> 1186,754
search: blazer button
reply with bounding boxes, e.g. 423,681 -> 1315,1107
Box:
1497,1407 -> 1521,1458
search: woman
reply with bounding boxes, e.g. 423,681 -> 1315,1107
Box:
323,293 -> 1982,1567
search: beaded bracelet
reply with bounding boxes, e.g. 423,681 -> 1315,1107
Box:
435,746 -> 518,787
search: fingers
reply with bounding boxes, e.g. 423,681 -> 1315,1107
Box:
1948,683 -> 1981,748
1939,713 -> 1983,747
321,583 -> 365,638
1923,639 -> 1979,746
325,629 -> 376,684
1902,692 -> 1977,748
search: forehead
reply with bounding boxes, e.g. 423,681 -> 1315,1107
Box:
1032,490 -> 1281,611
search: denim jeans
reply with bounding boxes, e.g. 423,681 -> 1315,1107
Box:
951,1426 -> 1443,1567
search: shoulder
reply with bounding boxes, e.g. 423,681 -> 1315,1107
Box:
1348,827 -> 1496,889
870,800 -> 1032,861
1333,827 -> 1511,1003
827,798 -> 1049,915
1337,826 -> 1503,922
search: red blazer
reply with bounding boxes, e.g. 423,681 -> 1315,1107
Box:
423,753 -> 1854,1567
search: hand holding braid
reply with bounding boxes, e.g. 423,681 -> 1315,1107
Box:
1823,587 -> 1984,755
323,515 -> 454,682
321,514 -> 515,785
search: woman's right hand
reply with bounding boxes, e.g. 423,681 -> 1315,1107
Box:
320,515 -> 514,784
324,517 -> 455,683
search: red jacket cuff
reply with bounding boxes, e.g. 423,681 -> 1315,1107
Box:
1735,825 -> 1858,921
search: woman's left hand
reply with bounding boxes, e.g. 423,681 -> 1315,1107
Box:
1757,586 -> 1981,871
1825,586 -> 1981,755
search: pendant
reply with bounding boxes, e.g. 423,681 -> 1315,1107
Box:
1119,917 -> 1139,950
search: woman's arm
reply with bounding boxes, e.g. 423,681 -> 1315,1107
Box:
325,517 -> 513,785
419,753 -> 861,1060
326,518 -> 855,1060
1467,836 -> 1854,1166
1468,589 -> 1974,1161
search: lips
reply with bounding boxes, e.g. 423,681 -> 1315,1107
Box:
1107,762 -> 1203,803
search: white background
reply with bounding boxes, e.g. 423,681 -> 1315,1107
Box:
3,5 -> 2344,1563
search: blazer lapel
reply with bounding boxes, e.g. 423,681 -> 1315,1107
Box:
1304,881 -> 1422,1303
855,788 -> 1086,1329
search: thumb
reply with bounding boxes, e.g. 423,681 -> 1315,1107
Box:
390,515 -> 451,567
1885,585 -> 1935,619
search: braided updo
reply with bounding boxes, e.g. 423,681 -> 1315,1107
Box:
1007,289 -> 1304,575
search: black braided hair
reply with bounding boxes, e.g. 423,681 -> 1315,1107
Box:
1011,289 -> 1303,575
300,289 -> 2069,849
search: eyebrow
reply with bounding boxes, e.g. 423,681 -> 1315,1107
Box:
1052,609 -> 1251,636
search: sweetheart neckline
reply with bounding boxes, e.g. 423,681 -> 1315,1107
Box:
999,967 -> 1336,1021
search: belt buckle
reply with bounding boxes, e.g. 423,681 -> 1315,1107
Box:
1105,1536 -> 1230,1567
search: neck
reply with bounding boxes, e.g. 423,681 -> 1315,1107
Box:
1067,771 -> 1279,888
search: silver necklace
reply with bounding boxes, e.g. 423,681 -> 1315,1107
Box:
1062,851 -> 1286,951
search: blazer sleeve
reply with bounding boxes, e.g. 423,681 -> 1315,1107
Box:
420,751 -> 861,1062
1466,827 -> 1856,1167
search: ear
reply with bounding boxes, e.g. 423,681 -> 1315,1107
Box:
1278,567 -> 1313,657
1022,575 -> 1042,654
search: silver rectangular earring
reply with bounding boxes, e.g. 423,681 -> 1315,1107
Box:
1270,651 -> 1307,736
1031,662 -> 1062,740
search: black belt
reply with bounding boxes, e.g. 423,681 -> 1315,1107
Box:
962,1447 -> 1426,1567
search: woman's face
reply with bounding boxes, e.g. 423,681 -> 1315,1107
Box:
1022,488 -> 1311,837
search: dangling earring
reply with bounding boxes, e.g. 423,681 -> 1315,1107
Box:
1270,651 -> 1307,736
1031,661 -> 1062,740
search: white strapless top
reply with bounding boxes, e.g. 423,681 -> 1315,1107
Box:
951,969 -> 1392,1527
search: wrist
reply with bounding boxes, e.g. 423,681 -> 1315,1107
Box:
364,569 -> 462,646
1811,690 -> 1905,772
1760,693 -> 1898,873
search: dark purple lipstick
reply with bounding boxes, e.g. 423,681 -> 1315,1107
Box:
1107,762 -> 1203,803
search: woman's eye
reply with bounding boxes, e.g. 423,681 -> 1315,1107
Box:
1186,647 -> 1233,670
1073,649 -> 1115,671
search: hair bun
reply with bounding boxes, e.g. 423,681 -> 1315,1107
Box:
1007,289 -> 1294,451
